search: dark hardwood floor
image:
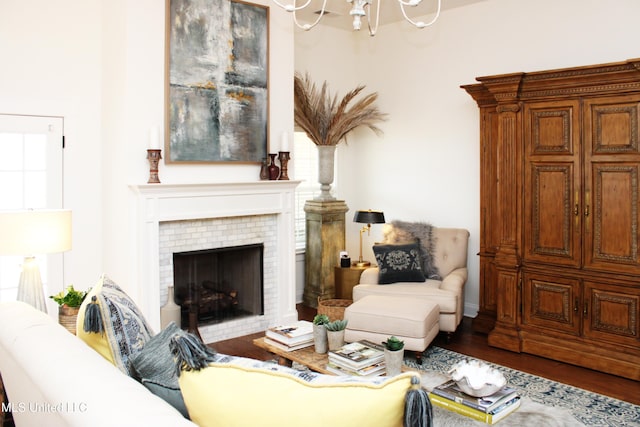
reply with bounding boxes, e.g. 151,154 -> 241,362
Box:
213,304 -> 640,406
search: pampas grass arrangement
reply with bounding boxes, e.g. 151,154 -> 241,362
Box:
293,72 -> 387,146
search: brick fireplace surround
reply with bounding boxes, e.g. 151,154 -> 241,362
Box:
129,181 -> 300,343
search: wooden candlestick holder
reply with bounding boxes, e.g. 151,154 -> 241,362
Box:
278,151 -> 290,180
147,149 -> 162,184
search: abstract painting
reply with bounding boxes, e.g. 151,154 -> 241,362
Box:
166,0 -> 269,163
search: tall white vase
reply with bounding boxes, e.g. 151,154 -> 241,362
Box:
160,285 -> 181,329
313,324 -> 328,354
316,145 -> 337,201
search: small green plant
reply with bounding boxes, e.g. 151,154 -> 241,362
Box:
49,285 -> 88,308
313,313 -> 330,325
324,319 -> 348,331
383,336 -> 404,351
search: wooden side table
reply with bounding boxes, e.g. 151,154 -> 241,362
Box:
334,265 -> 368,299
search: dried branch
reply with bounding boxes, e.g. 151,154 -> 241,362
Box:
293,72 -> 387,146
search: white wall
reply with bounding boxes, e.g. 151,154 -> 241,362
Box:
0,0 -> 294,308
0,0 -> 104,303
294,0 -> 640,316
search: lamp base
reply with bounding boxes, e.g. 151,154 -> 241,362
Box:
352,260 -> 371,268
16,256 -> 47,313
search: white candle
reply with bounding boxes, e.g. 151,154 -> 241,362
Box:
149,127 -> 160,150
281,131 -> 290,152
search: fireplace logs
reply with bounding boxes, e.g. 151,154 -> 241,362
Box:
183,281 -> 239,332
198,281 -> 239,318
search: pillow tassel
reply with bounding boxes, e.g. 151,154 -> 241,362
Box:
404,375 -> 433,427
83,295 -> 103,334
170,333 -> 217,376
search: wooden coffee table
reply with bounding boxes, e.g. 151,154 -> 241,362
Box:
253,337 -> 415,376
253,337 -> 333,374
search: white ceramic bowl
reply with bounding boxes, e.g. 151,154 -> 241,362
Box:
448,360 -> 506,397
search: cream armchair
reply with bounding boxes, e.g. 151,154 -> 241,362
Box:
352,226 -> 470,339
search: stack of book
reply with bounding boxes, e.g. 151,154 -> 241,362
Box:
264,320 -> 314,351
326,340 -> 386,377
429,379 -> 521,424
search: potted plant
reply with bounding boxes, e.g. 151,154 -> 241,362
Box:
382,336 -> 405,376
50,285 -> 88,335
312,313 -> 330,354
293,72 -> 386,201
325,319 -> 348,351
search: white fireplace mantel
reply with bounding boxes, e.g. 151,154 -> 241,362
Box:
129,181 -> 301,332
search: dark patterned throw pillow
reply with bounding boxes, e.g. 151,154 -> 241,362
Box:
373,242 -> 426,284
382,220 -> 441,279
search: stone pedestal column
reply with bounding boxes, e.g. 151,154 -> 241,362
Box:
303,199 -> 349,308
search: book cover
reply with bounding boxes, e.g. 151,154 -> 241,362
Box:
265,321 -> 313,345
429,393 -> 521,424
328,340 -> 385,369
327,354 -> 384,370
326,362 -> 386,377
431,380 -> 519,413
263,337 -> 314,352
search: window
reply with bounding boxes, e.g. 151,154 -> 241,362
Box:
293,132 -> 337,249
0,114 -> 64,303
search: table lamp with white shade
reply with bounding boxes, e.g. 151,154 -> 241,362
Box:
0,209 -> 72,312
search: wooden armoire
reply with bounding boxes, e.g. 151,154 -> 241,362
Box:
463,59 -> 640,380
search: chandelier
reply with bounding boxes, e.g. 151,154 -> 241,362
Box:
272,0 -> 441,36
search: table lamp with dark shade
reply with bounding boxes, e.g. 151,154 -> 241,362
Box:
0,209 -> 72,313
353,209 -> 385,267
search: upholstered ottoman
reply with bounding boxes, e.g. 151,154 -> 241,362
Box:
343,295 -> 439,364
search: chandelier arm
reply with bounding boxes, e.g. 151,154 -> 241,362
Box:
271,0 -> 314,12
366,0 -> 381,36
291,0 -> 329,31
400,0 -> 441,29
272,0 -> 439,34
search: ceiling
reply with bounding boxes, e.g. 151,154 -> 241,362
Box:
290,0 -> 487,30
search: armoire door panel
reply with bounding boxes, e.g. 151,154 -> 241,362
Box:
584,96 -> 640,155
523,272 -> 581,336
524,163 -> 580,266
583,281 -> 639,347
585,163 -> 640,272
524,101 -> 581,267
525,101 -> 579,156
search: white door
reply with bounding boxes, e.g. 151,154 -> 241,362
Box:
0,114 -> 64,311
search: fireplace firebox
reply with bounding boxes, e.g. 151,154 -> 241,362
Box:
172,243 -> 264,329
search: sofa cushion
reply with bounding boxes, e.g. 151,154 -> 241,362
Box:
373,242 -> 426,284
129,322 -> 193,418
353,283 -> 457,313
179,362 -> 417,427
76,274 -> 153,376
382,221 -> 441,279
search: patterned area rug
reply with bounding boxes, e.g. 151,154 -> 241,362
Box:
405,346 -> 640,427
